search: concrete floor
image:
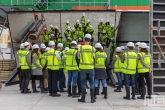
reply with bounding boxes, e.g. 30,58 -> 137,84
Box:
0,83 -> 165,110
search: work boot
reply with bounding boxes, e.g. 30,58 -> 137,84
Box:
90,89 -> 96,103
68,85 -> 72,97
123,87 -> 130,100
78,89 -> 86,103
103,87 -> 108,99
52,93 -> 61,97
60,89 -> 67,92
94,87 -> 98,99
132,87 -> 136,100
32,83 -> 40,93
40,83 -> 48,93
146,87 -> 152,99
44,88 -> 49,91
114,88 -> 122,92
24,89 -> 31,94
137,87 -> 145,100
72,86 -> 80,98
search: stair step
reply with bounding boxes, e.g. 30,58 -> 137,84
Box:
153,44 -> 165,46
153,76 -> 165,78
153,52 -> 165,54
153,60 -> 165,63
153,28 -> 165,30
153,11 -> 165,13
153,68 -> 165,70
153,84 -> 165,87
153,19 -> 165,21
153,2 -> 165,5
154,36 -> 165,38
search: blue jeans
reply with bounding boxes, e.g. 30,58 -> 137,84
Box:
67,70 -> 78,86
95,79 -> 107,87
115,72 -> 122,89
58,68 -> 65,89
80,69 -> 94,89
48,69 -> 59,94
124,74 -> 135,88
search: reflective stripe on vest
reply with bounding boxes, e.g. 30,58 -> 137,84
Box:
21,51 -> 30,69
114,55 -> 123,72
95,52 -> 107,68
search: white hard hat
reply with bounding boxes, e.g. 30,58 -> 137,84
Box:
51,34 -> 54,36
71,27 -> 75,32
82,12 -> 85,16
79,24 -> 82,27
76,20 -> 79,23
127,42 -> 134,47
101,46 -> 103,50
40,43 -> 46,48
139,42 -> 147,48
100,19 -> 103,22
84,34 -> 91,39
54,26 -> 58,29
20,43 -> 24,49
78,37 -> 82,41
90,25 -> 93,29
106,19 -> 109,22
24,42 -> 30,47
135,42 -> 141,46
111,24 -> 114,27
66,20 -> 69,23
76,44 -> 82,49
45,47 -> 50,51
57,43 -> 63,47
32,44 -> 39,49
67,37 -> 72,40
65,47 -> 69,51
95,43 -> 102,48
147,46 -> 150,51
48,41 -> 55,46
102,30 -> 106,33
116,47 -> 122,52
120,46 -> 125,50
71,41 -> 77,45
44,28 -> 47,30
87,19 -> 90,23
50,25 -> 53,28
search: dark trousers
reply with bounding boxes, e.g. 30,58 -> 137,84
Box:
48,69 -> 59,94
98,32 -> 101,42
21,69 -> 31,91
34,16 -> 38,21
18,68 -> 23,89
58,69 -> 65,90
139,72 -> 151,95
32,75 -> 44,84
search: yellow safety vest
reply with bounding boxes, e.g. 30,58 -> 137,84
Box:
20,50 -> 31,70
40,52 -> 47,67
114,55 -> 123,72
17,49 -> 24,66
138,52 -> 151,73
46,49 -> 59,70
122,51 -> 137,75
78,45 -> 95,69
56,50 -> 63,69
65,49 -> 79,70
95,51 -> 107,68
32,53 -> 42,70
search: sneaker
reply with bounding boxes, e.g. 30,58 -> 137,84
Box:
114,89 -> 122,92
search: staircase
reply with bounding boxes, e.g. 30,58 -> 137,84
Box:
151,0 -> 165,93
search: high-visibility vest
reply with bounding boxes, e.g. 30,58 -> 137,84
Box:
20,50 -> 31,70
78,45 -> 95,69
80,17 -> 86,27
114,55 -> 123,72
56,50 -> 63,68
87,29 -> 94,38
46,49 -> 59,70
64,24 -> 71,29
40,52 -> 47,67
17,49 -> 24,66
49,29 -> 54,34
122,51 -> 137,75
64,31 -> 72,37
77,28 -> 83,37
100,35 -> 108,45
105,24 -> 111,32
65,49 -> 79,70
95,51 -> 107,68
98,23 -> 105,32
64,41 -> 71,48
32,53 -> 42,70
42,32 -> 49,42
57,38 -> 64,44
72,31 -> 77,41
138,52 -> 151,73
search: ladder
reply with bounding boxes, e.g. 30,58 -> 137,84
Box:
150,0 -> 165,94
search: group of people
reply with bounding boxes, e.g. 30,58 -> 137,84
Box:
110,42 -> 152,100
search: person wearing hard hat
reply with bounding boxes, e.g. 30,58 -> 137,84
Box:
49,34 -> 55,41
54,26 -> 60,42
121,42 -> 137,100
86,25 -> 94,45
42,28 -> 50,46
46,41 -> 61,97
64,26 -> 72,39
98,19 -> 105,42
137,43 -> 152,99
100,30 -> 108,48
105,19 -> 111,33
85,19 -> 91,34
135,42 -> 141,52
94,43 -> 108,99
64,37 -> 72,48
107,24 -> 115,39
31,44 -> 48,93
74,20 -> 80,31
21,42 -> 32,94
77,24 -> 84,40
40,44 -> 49,91
110,47 -> 123,92
64,41 -> 80,97
17,43 -> 25,90
120,46 -> 125,53
49,25 -> 55,34
80,12 -> 86,31
56,43 -> 67,92
77,34 -> 96,103
71,28 -> 78,42
57,35 -> 64,44
64,20 -> 71,30
62,47 -> 70,75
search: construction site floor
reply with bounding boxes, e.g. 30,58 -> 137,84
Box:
0,84 -> 164,110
